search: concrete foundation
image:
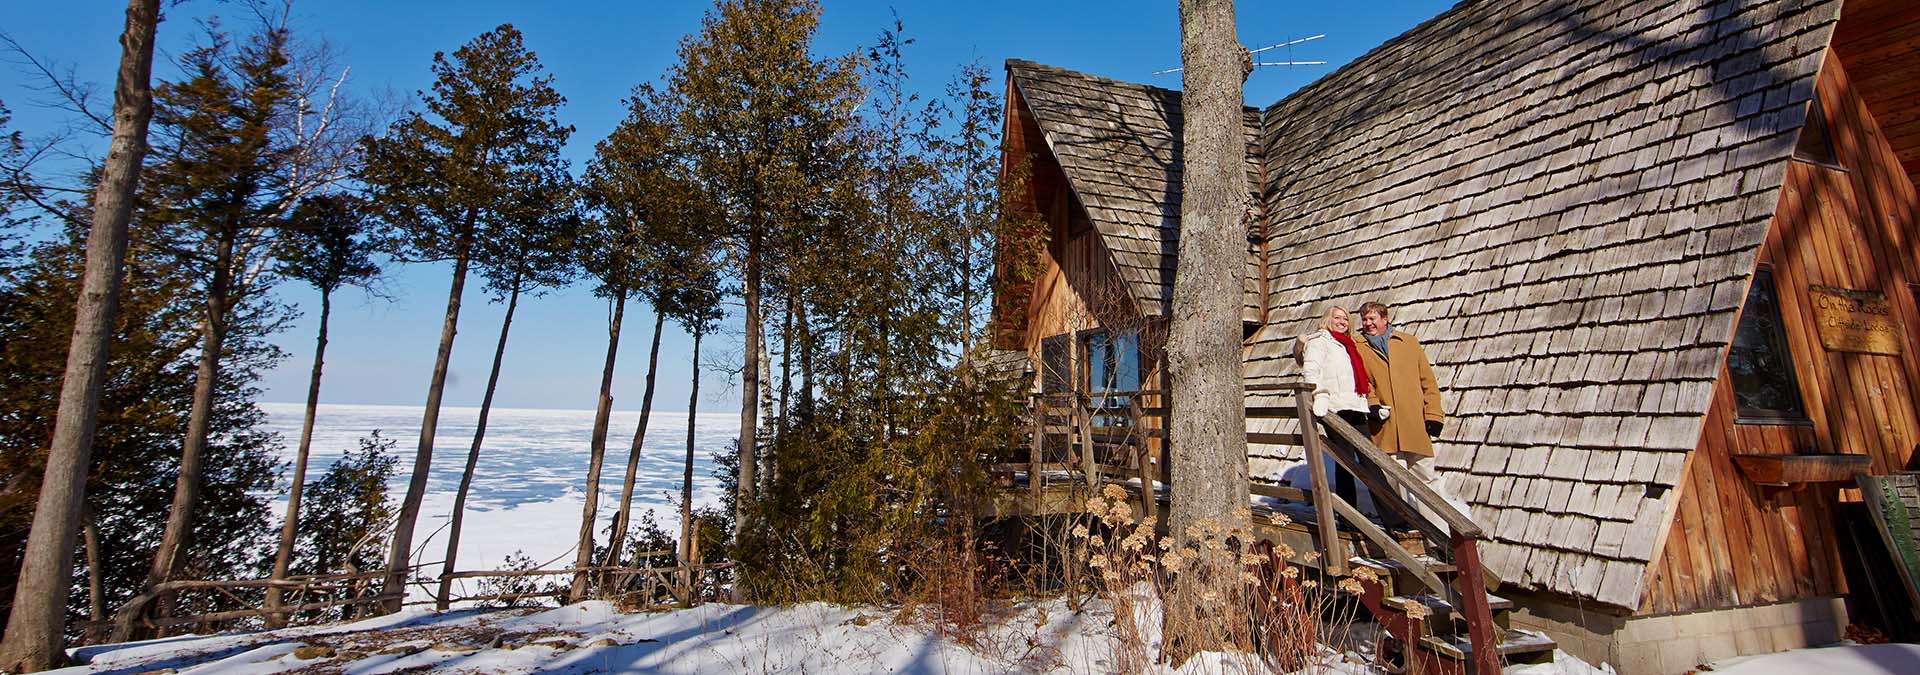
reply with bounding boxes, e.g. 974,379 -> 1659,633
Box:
1507,593 -> 1848,674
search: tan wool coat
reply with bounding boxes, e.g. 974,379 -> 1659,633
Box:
1356,330 -> 1445,457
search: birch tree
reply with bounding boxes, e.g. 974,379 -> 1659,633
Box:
1164,0 -> 1254,662
0,1 -> 159,668
359,24 -> 571,609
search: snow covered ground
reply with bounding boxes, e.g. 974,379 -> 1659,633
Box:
54,597 -> 1640,675
258,403 -> 735,601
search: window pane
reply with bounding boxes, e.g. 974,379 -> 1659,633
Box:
1041,335 -> 1070,393
1727,268 -> 1808,422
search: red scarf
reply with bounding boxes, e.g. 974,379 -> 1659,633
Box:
1329,330 -> 1371,396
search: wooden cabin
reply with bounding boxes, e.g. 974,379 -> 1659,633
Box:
993,0 -> 1920,672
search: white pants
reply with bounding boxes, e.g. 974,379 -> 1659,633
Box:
1395,452 -> 1475,533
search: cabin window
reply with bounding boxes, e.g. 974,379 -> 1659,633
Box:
1040,334 -> 1071,394
1728,267 -> 1810,425
1083,329 -> 1141,395
1793,97 -> 1841,169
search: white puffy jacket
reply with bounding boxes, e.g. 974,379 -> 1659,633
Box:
1300,331 -> 1370,418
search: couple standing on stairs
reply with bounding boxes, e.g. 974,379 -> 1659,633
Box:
1299,301 -> 1470,530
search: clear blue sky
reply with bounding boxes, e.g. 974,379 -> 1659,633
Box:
1,0 -> 1453,414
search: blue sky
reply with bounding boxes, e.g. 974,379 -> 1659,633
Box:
1,0 -> 1454,413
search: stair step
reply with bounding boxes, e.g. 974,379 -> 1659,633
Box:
1419,628 -> 1557,663
1350,554 -> 1456,575
1384,592 -> 1513,616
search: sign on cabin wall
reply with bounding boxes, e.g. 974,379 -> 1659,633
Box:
1808,285 -> 1902,355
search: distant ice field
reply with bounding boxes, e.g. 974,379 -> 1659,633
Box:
258,402 -> 735,586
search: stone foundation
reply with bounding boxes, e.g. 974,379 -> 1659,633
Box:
1507,593 -> 1847,674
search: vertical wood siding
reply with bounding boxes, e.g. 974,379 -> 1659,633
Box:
1640,52 -> 1920,615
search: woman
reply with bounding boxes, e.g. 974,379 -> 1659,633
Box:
1300,305 -> 1371,505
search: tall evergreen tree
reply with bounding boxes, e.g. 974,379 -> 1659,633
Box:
929,60 -> 1003,361
264,193 -> 381,622
669,0 -> 863,528
358,24 -> 571,609
578,84 -> 703,587
138,21 -> 300,607
0,2 -> 159,667
436,176 -> 578,609
1165,0 -> 1254,662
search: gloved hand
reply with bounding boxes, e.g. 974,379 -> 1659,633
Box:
1375,404 -> 1392,421
1312,393 -> 1330,418
1425,420 -> 1443,437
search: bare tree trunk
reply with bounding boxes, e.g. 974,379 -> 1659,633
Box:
569,291 -> 625,601
435,281 -> 520,610
1164,0 -> 1253,664
83,510 -> 105,643
266,290 -> 331,624
679,331 -> 704,566
778,294 -> 793,437
736,236 -> 760,530
145,225 -> 238,611
605,310 -> 665,566
799,299 -> 813,415
0,4 -> 158,644
384,223 -> 474,612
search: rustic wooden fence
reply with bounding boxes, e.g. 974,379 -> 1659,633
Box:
94,555 -> 733,644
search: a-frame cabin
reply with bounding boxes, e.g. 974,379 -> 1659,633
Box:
992,0 -> 1920,672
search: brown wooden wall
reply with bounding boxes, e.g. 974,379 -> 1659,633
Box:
1638,51 -> 1920,616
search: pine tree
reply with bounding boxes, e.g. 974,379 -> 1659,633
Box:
359,24 -> 572,610
137,19 -> 300,615
669,0 -> 863,528
578,83 -> 703,584
0,2 -> 159,667
1164,0 -> 1255,662
264,193 -> 381,623
291,432 -> 397,622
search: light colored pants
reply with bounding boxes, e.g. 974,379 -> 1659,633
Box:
1396,451 -> 1475,533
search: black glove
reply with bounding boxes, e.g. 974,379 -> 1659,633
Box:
1425,420 -> 1444,437
1369,405 -> 1384,423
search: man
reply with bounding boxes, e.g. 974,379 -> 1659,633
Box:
1354,301 -> 1464,526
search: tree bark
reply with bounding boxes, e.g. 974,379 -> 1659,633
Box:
83,509 -> 105,641
778,294 -> 793,437
435,280 -> 519,610
145,224 -> 238,607
679,331 -> 704,567
569,291 -> 625,601
0,7 -> 157,664
1164,0 -> 1253,664
384,222 -> 474,612
605,310 -> 665,567
266,290 -> 331,624
736,236 -> 760,529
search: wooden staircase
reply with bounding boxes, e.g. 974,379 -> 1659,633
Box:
994,383 -> 1558,674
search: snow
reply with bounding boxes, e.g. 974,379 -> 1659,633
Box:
53,599 -> 1634,675
257,403 -> 736,602
1708,643 -> 1920,674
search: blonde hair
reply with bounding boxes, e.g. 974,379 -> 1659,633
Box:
1317,305 -> 1350,332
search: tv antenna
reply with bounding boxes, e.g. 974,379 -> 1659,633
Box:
1152,34 -> 1328,75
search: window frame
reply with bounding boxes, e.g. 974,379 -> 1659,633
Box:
1729,266 -> 1814,426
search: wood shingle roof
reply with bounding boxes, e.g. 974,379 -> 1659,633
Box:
1007,0 -> 1844,608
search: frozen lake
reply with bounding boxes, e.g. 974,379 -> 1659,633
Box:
258,402 -> 735,582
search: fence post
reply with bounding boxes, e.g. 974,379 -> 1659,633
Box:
1074,394 -> 1096,490
1029,394 -> 1044,503
1296,393 -> 1344,577
1129,396 -> 1155,523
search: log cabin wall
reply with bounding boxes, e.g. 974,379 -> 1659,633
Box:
1638,51 -> 1920,616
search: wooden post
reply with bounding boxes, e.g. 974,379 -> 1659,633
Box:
1297,394 -> 1344,576
1029,394 -> 1044,502
1130,396 -> 1155,523
1452,532 -> 1500,675
1075,394 -> 1096,489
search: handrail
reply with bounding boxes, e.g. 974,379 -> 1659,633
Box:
1319,414 -> 1482,538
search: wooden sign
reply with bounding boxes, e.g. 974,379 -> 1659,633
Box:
1808,285 -> 1902,355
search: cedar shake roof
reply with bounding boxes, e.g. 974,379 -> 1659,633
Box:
1005,60 -> 1263,319
1006,0 -> 1843,608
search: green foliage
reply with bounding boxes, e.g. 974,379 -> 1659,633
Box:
359,24 -> 572,267
291,433 -> 398,578
275,193 -> 383,297
0,223 -> 281,628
